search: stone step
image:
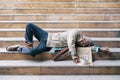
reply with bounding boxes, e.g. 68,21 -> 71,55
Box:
0,37 -> 119,47
0,21 -> 119,23
0,60 -> 119,75
76,0 -> 120,2
1,28 -> 120,32
0,75 -> 119,80
1,37 -> 119,41
0,28 -> 120,37
0,2 -> 120,9
0,48 -> 120,60
0,41 -> 120,48
0,2 -> 119,9
0,14 -> 120,21
0,8 -> 119,14
0,22 -> 119,28
0,31 -> 119,37
3,0 -> 120,2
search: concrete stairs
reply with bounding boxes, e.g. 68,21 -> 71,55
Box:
0,75 -> 119,80
0,60 -> 119,75
0,29 -> 120,47
0,47 -> 120,60
0,0 -> 120,79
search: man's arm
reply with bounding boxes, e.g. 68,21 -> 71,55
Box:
67,30 -> 80,63
52,47 -> 79,63
91,45 -> 110,54
99,47 -> 110,53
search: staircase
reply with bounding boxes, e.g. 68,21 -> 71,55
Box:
0,0 -> 120,79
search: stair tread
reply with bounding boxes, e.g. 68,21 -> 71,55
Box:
0,37 -> 120,41
0,48 -> 120,53
0,28 -> 120,32
0,21 -> 119,23
0,14 -> 120,16
0,60 -> 119,67
0,75 -> 119,80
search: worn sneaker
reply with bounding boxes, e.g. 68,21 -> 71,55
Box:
6,44 -> 21,51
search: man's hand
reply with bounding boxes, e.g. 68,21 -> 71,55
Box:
100,47 -> 110,54
73,58 -> 80,64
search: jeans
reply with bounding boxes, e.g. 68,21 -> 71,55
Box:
18,23 -> 51,57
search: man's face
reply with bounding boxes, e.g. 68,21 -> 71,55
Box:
77,38 -> 89,47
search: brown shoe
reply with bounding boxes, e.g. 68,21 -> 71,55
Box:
6,44 -> 21,51
53,47 -> 69,61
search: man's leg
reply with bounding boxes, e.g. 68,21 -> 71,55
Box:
25,23 -> 48,44
18,23 -> 49,57
18,39 -> 48,57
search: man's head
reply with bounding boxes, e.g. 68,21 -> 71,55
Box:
76,37 -> 93,47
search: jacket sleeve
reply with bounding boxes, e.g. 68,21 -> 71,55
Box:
91,45 -> 101,53
67,30 -> 79,59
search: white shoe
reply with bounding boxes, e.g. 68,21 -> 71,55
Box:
6,44 -> 21,51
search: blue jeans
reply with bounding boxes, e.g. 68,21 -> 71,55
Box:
18,23 -> 51,57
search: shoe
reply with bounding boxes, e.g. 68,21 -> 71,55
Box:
53,47 -> 69,61
6,44 -> 21,51
25,43 -> 33,48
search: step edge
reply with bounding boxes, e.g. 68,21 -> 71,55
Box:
0,37 -> 120,41
0,21 -> 119,23
0,48 -> 120,53
0,60 -> 119,67
0,28 -> 120,32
